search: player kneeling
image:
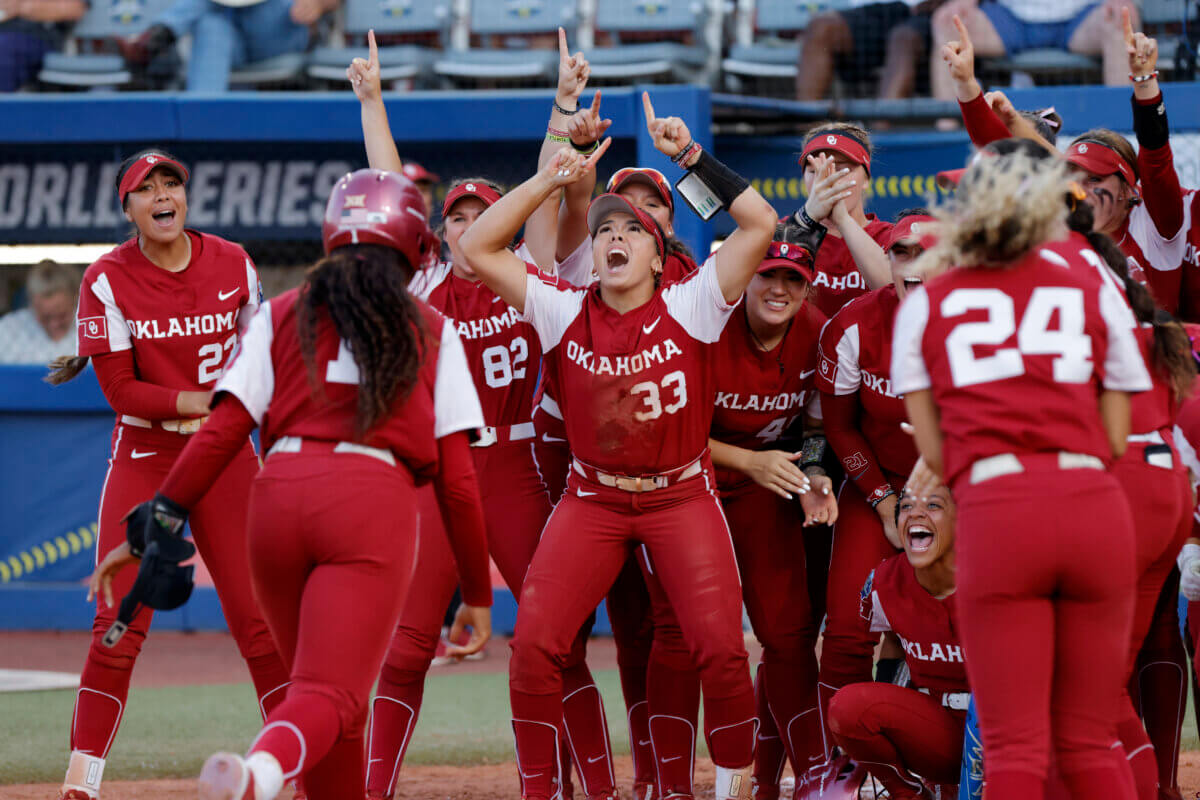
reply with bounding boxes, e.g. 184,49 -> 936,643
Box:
826,483 -> 962,800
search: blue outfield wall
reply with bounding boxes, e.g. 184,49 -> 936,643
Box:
4,82 -> 1200,632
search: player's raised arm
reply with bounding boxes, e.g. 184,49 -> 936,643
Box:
348,30 -> 402,173
460,140 -> 611,312
641,92 -> 775,303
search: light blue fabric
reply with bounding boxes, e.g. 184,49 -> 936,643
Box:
157,0 -> 309,91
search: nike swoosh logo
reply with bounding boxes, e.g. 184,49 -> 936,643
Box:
642,317 -> 661,335
577,489 -> 597,497
661,756 -> 681,763
799,369 -> 815,379
637,739 -> 652,746
587,754 -> 606,764
130,450 -> 156,459
542,434 -> 566,443
492,295 -> 503,303
522,773 -> 542,780
218,288 -> 239,301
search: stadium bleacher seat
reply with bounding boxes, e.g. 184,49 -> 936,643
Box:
433,0 -> 575,84
723,0 -> 825,84
229,51 -> 310,88
1143,0 -> 1199,76
585,0 -> 711,83
308,0 -> 451,86
38,0 -> 176,88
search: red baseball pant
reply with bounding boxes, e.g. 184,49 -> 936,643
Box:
641,485 -> 823,796
244,451 -> 419,800
828,682 -> 964,799
71,427 -> 287,759
1112,446 -> 1190,800
510,471 -> 756,800
955,465 -> 1137,800
816,472 -> 905,758
368,442 -> 613,798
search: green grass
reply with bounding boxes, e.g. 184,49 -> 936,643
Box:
3,667 -> 1197,784
0,668 -> 634,784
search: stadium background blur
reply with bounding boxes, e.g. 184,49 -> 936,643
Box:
2,0 -> 1200,633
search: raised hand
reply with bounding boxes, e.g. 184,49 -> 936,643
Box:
1122,6 -> 1157,78
347,29 -> 382,103
556,27 -> 590,111
804,154 -> 854,223
567,90 -> 613,146
642,92 -> 693,159
983,89 -> 1020,128
542,140 -> 613,188
942,14 -> 976,87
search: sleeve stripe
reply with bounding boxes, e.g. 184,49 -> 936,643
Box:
90,272 -> 131,352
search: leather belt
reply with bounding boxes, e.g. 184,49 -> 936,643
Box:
968,451 -> 1104,486
267,435 -> 396,467
571,453 -> 704,493
472,422 -> 536,448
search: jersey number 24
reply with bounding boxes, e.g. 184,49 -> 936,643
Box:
942,287 -> 1092,388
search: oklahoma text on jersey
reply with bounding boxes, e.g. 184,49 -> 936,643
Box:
124,311 -> 238,340
714,390 -> 807,413
564,338 -> 684,377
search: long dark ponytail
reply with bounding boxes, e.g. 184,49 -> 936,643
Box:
297,243 -> 427,438
1067,202 -> 1195,401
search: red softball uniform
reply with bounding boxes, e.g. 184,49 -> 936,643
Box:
710,302 -> 826,493
369,258 -> 615,799
827,555 -> 966,800
891,249 -> 1150,489
814,283 -> 917,755
810,217 -> 892,317
65,232 -> 287,769
1178,191 -> 1200,322
159,287 -> 489,799
891,249 -> 1151,800
509,255 -> 756,800
817,284 -> 918,496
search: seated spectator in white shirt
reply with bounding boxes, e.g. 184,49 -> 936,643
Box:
0,259 -> 79,364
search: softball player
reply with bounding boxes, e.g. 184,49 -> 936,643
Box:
792,124 -> 892,318
1050,201 -> 1196,800
90,169 -> 493,800
460,93 -> 777,800
828,484 -> 964,800
893,150 -> 1151,800
48,150 -> 288,800
346,44 -> 616,796
813,212 -> 933,766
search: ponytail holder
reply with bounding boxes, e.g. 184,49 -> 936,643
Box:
1038,107 -> 1061,130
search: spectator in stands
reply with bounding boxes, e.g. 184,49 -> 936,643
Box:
0,259 -> 79,364
930,0 -> 1138,105
119,0 -> 331,92
0,0 -> 87,92
797,0 -> 945,100
401,162 -> 440,222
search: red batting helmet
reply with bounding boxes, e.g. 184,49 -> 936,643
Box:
322,169 -> 439,269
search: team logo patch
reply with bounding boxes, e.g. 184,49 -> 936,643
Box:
818,353 -> 837,381
146,155 -> 159,164
343,194 -> 366,209
80,316 -> 106,340
1077,143 -> 1088,154
465,183 -> 477,192
843,451 -> 868,473
826,135 -> 838,145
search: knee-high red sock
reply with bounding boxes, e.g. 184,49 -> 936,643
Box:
303,722 -> 368,800
562,663 -> 615,797
250,694 -> 341,779
763,656 -> 822,777
71,642 -> 140,757
366,663 -> 425,798
647,648 -> 701,796
1134,576 -> 1186,800
1116,706 -> 1159,800
751,666 -> 785,800
246,652 -> 291,720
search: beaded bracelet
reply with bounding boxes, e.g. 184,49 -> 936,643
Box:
546,125 -> 571,144
1130,70 -> 1159,83
671,140 -> 702,167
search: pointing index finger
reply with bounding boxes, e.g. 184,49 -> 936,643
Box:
1121,6 -> 1135,45
559,27 -> 569,61
590,89 -> 602,116
952,14 -> 970,46
368,29 -> 378,66
642,91 -> 656,126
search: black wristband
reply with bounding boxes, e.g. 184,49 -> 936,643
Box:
1132,93 -> 1170,151
571,139 -> 599,155
785,210 -> 828,256
554,99 -> 579,116
795,208 -> 819,229
687,149 -> 751,211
